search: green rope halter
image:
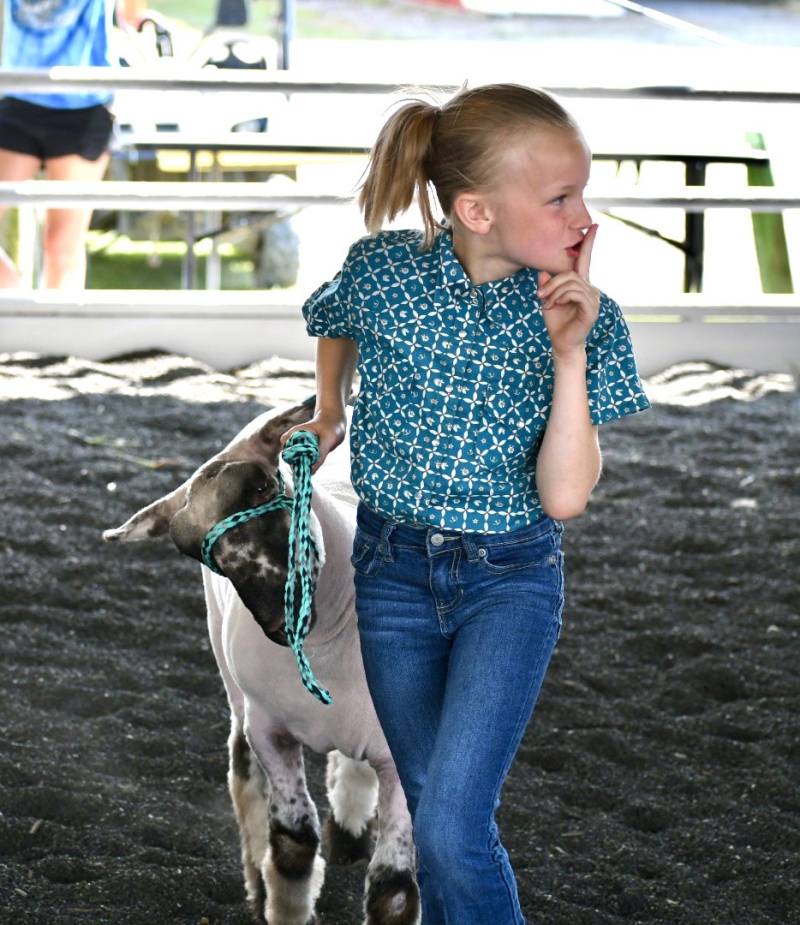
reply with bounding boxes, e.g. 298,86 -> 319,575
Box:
280,430 -> 331,705
201,429 -> 331,706
201,474 -> 293,574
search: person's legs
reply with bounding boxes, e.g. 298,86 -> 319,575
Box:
352,507 -> 451,922
354,506 -> 565,924
0,147 -> 42,287
42,151 -> 109,289
412,520 -> 565,925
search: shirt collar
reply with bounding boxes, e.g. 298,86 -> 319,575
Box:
435,229 -> 540,319
435,229 -> 473,298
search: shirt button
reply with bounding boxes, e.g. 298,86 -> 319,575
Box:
430,533 -> 445,546
458,331 -> 467,339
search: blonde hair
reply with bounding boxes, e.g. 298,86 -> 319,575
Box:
358,83 -> 578,249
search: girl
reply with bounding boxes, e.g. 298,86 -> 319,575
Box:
282,84 -> 649,924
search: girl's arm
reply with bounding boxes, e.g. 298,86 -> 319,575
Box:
535,349 -> 601,520
280,336 -> 358,472
535,223 -> 602,520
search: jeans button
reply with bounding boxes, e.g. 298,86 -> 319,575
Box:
478,548 -> 487,558
430,533 -> 444,547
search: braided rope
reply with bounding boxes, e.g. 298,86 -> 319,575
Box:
201,473 -> 291,575
281,430 -> 331,705
199,432 -> 330,705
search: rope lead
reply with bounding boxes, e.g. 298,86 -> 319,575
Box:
282,430 -> 332,706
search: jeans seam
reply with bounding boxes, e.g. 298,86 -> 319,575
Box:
484,616 -> 560,922
429,552 -> 462,632
478,556 -> 555,576
450,548 -> 461,584
482,533 -> 550,549
435,589 -> 463,628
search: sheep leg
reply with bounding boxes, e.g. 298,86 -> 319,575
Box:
203,578 -> 269,921
229,725 -> 270,921
248,722 -> 325,925
363,759 -> 420,925
323,750 -> 378,865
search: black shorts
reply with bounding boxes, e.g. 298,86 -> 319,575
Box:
0,97 -> 114,163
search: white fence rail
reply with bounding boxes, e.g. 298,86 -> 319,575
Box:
2,292 -> 798,375
0,181 -> 349,211
1,181 -> 799,212
2,68 -> 800,103
1,68 -> 798,373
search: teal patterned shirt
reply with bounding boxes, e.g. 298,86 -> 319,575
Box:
303,229 -> 650,533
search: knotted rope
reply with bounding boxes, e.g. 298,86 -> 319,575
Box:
280,430 -> 331,706
200,429 -> 331,706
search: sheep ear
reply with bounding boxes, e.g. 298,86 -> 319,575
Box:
218,396 -> 317,468
253,396 -> 316,466
103,483 -> 189,543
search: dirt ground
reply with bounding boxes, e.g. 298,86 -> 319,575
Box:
0,353 -> 798,925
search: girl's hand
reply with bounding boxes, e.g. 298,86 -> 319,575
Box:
537,223 -> 600,360
280,407 -> 347,474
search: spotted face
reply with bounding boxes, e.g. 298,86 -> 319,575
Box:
103,400 -> 319,646
175,459 -> 310,645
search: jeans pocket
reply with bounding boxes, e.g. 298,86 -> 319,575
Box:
350,529 -> 384,578
477,534 -> 559,576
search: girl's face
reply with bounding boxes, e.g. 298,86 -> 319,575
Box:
483,127 -> 593,278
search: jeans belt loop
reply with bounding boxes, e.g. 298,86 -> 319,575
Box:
461,534 -> 480,563
377,521 -> 395,562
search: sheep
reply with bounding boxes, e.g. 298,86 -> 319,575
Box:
104,399 -> 420,925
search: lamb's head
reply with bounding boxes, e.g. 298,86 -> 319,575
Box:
103,399 -> 317,646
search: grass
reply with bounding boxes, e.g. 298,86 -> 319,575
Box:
86,233 -> 257,289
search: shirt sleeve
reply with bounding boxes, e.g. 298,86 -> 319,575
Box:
585,293 -> 651,425
302,243 -> 359,340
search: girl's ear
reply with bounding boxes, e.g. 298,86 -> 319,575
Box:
452,191 -> 493,236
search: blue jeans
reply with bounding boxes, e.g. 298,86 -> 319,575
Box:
351,502 -> 565,925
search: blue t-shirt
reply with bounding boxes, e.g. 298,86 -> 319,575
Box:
304,229 -> 651,533
2,0 -> 113,109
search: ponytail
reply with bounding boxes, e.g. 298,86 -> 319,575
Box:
359,84 -> 577,251
358,99 -> 442,249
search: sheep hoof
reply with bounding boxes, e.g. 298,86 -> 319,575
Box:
323,812 -> 373,865
365,866 -> 420,925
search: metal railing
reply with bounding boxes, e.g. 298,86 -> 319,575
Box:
1,66 -> 798,370
2,68 -> 800,104
1,181 -> 798,212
